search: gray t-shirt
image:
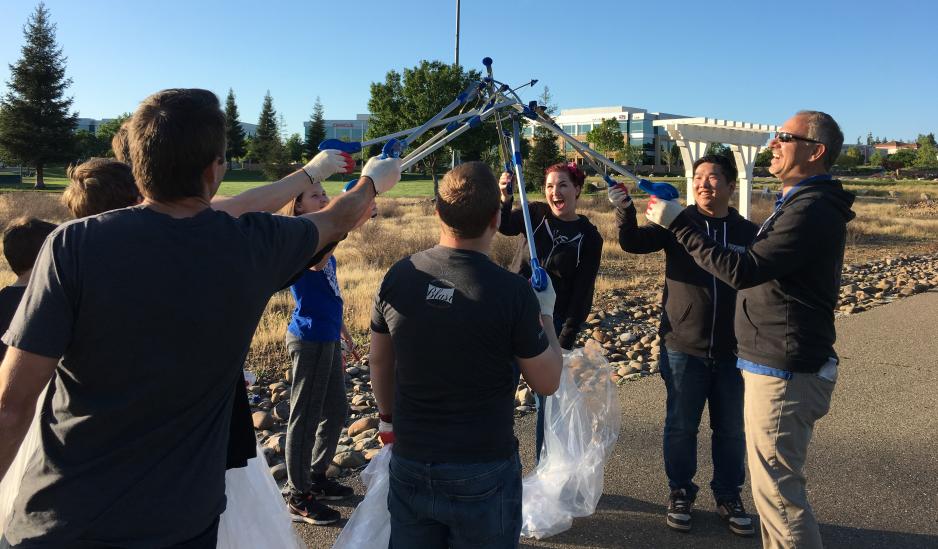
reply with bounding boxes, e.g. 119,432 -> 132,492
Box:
1,205 -> 318,547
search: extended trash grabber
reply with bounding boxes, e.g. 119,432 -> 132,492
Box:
318,107 -> 503,155
399,96 -> 519,171
507,113 -> 549,292
526,104 -> 679,200
482,57 -> 515,193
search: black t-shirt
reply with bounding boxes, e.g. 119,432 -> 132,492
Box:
2,205 -> 318,547
500,201 -> 603,349
371,246 -> 548,463
0,284 -> 26,361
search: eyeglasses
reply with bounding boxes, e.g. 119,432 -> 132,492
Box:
774,131 -> 822,144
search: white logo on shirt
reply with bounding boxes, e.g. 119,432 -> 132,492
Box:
426,279 -> 455,308
727,243 -> 747,253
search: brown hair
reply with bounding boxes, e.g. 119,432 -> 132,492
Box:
111,122 -> 131,164
2,217 -> 57,275
436,161 -> 500,239
128,88 -> 226,202
63,158 -> 139,218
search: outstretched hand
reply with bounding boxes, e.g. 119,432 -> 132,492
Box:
304,149 -> 355,182
607,181 -> 632,209
645,196 -> 683,228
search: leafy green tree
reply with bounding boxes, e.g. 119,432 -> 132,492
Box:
0,3 -> 77,188
868,149 -> 884,167
368,60 -> 497,192
522,86 -> 562,190
755,147 -> 774,167
251,91 -> 289,180
916,133 -> 937,148
585,118 -> 625,162
890,148 -> 917,167
93,113 -> 131,157
706,142 -> 731,157
285,133 -> 304,163
621,143 -> 644,173
74,129 -> 106,160
304,96 -> 326,160
661,143 -> 681,173
224,89 -> 246,166
835,149 -> 861,168
913,140 -> 938,168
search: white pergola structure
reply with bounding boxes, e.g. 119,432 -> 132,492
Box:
652,118 -> 778,219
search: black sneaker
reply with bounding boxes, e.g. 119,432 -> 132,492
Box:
287,493 -> 340,525
667,488 -> 694,532
716,497 -> 754,537
310,478 -> 354,501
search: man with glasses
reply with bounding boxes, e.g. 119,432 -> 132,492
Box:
644,111 -> 855,549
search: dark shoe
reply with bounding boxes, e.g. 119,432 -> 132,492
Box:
716,497 -> 755,537
310,477 -> 354,501
667,488 -> 694,532
287,493 -> 340,525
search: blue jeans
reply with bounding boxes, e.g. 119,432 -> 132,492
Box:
660,348 -> 745,502
534,316 -> 567,463
387,451 -> 523,549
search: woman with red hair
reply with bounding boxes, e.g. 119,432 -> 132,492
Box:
499,163 -> 603,461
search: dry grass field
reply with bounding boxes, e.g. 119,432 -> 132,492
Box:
2,190 -> 937,377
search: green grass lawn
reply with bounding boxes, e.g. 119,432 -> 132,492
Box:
3,166 -> 937,200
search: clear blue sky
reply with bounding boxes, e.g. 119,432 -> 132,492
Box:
2,0 -> 937,144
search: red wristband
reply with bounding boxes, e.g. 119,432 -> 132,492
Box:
379,413 -> 392,423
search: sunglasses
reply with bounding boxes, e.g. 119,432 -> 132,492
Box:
775,131 -> 822,144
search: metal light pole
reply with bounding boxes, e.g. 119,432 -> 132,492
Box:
451,0 -> 460,169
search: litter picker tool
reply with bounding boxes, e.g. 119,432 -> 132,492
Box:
507,113 -> 549,292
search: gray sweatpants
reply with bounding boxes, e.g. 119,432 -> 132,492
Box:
284,333 -> 348,495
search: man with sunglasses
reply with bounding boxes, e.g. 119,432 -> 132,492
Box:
645,111 -> 855,549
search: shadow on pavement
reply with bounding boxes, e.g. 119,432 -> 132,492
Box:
819,524 -> 938,549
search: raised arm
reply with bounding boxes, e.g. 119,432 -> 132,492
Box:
616,203 -> 672,254
516,279 -> 563,395
0,347 -> 57,480
212,150 -> 354,217
497,172 -> 526,236
650,196 -> 824,290
301,156 -> 401,254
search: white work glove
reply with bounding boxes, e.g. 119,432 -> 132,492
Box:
498,171 -> 514,202
644,196 -> 684,228
607,181 -> 632,209
534,275 -> 556,317
303,149 -> 354,182
361,155 -> 402,194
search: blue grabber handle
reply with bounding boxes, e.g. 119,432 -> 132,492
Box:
602,174 -> 619,190
638,179 -> 680,200
344,137 -> 403,192
318,139 -> 362,154
529,258 -> 549,292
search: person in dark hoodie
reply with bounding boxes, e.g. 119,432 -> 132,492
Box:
645,111 -> 854,549
610,154 -> 757,537
498,163 -> 603,462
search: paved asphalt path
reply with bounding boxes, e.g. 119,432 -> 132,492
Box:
296,291 -> 938,548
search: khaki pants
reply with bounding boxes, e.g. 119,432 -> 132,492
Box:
743,369 -> 835,549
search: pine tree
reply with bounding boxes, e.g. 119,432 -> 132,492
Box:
0,3 -> 77,188
305,97 -> 326,159
522,86 -> 563,190
224,89 -> 246,167
250,91 -> 288,180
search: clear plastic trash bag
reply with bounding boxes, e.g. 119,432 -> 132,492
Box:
217,443 -> 303,549
520,339 -> 622,539
332,444 -> 392,549
0,386 -> 45,537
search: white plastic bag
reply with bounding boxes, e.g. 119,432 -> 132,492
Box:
216,443 -> 303,549
520,340 -> 621,539
332,445 -> 392,549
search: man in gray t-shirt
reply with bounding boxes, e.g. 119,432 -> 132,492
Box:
0,88 -> 401,547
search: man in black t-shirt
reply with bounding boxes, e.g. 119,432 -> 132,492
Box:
0,88 -> 401,548
370,161 -> 563,548
0,218 -> 57,362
